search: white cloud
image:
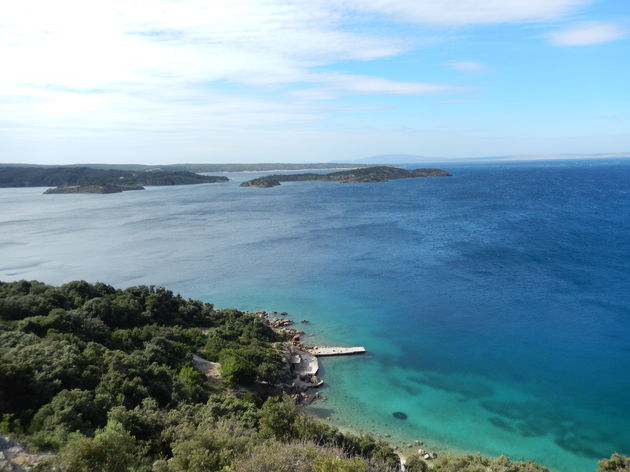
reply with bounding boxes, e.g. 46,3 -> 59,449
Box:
289,73 -> 460,101
547,21 -> 627,46
0,0 -> 454,136
446,61 -> 485,71
330,0 -> 590,26
326,74 -> 458,94
0,0 -> 603,163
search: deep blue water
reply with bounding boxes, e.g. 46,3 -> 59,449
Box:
1,160 -> 629,471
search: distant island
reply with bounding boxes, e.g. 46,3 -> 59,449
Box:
0,166 -> 229,194
43,184 -> 146,194
240,166 -> 452,188
0,162 -> 371,173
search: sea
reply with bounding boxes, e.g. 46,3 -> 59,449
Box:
1,159 -> 629,472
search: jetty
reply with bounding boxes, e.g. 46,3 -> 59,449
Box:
310,346 -> 366,356
291,346 -> 366,377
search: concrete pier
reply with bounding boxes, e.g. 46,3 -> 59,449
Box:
311,346 -> 366,356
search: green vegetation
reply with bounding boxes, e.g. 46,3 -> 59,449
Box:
430,453 -> 548,472
0,279 -> 623,472
43,184 -> 146,194
239,166 -> 451,187
0,166 -> 228,190
0,280 -> 398,471
597,453 -> 630,472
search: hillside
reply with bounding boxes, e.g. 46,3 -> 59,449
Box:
1,280 -> 625,472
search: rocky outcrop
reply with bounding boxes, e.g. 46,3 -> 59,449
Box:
253,312 -> 305,338
239,166 -> 451,188
253,311 -> 325,404
417,449 -> 438,461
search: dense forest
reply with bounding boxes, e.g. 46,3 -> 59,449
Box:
0,167 -> 228,188
0,280 -> 626,472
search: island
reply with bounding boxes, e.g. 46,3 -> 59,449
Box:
43,184 -> 145,194
239,165 -> 451,188
0,166 -> 229,194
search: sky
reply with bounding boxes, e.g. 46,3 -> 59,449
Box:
0,0 -> 629,164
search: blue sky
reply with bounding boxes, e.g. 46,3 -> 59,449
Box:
0,0 -> 628,164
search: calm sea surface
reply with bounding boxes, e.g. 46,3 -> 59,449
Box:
1,160 -> 629,471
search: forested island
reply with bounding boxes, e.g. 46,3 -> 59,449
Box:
1,279 -> 627,472
0,167 -> 228,194
240,166 -> 451,188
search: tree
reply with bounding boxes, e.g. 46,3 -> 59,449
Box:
168,420 -> 256,472
31,389 -> 109,448
259,396 -> 299,441
220,353 -> 256,386
176,365 -> 209,403
56,420 -> 140,472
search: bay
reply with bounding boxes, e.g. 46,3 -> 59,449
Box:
1,160 -> 629,472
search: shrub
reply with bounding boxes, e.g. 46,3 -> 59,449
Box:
404,454 -> 427,472
55,420 -> 140,472
598,454 -> 630,472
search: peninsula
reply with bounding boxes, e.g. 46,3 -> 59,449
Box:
239,165 -> 451,188
0,166 -> 229,194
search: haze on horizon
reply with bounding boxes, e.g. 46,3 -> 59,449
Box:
1,0 -> 629,165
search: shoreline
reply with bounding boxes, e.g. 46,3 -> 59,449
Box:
256,309 -> 445,465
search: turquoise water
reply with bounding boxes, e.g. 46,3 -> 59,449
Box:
1,160 -> 629,471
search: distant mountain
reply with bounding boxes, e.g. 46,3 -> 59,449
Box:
351,154 -> 437,164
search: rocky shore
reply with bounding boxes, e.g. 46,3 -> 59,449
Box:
254,310 -> 443,468
253,310 -> 326,404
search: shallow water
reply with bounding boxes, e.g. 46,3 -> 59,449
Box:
1,160 -> 629,471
